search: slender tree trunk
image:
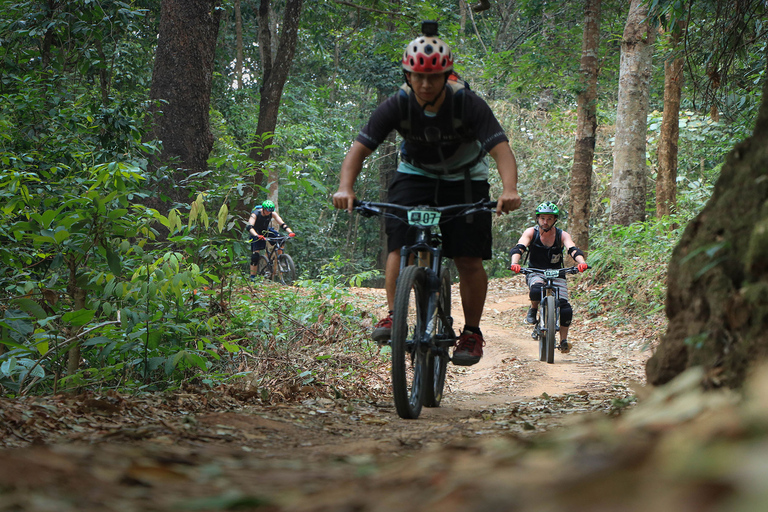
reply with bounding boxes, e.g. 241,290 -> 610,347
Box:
609,0 -> 656,226
234,0 -> 244,90
569,0 -> 601,252
66,259 -> 87,376
656,27 -> 685,218
248,0 -> 303,211
147,0 -> 222,206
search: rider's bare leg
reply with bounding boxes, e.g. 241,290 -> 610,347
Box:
559,325 -> 569,342
384,250 -> 400,311
453,256 -> 487,328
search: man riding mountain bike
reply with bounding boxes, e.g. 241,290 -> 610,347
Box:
332,21 -> 522,366
247,200 -> 295,281
509,201 -> 588,353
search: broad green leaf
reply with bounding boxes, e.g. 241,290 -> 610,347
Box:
62,309 -> 96,327
54,229 -> 70,244
106,247 -> 122,276
13,298 -> 47,320
83,336 -> 114,347
108,209 -> 129,220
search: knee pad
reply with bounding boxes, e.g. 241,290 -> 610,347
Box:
529,283 -> 543,302
251,251 -> 261,265
559,299 -> 573,326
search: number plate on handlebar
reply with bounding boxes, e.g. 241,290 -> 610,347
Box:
407,209 -> 441,227
544,269 -> 560,279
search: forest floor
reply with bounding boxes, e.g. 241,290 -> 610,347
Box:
2,277 -> 762,511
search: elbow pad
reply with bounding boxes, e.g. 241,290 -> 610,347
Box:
509,244 -> 527,257
568,246 -> 585,259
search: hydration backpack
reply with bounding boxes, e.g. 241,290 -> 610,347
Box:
396,74 -> 471,141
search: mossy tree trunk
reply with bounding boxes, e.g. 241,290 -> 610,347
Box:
646,78 -> 768,388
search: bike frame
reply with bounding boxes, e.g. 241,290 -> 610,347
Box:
261,235 -> 290,266
354,199 -> 496,418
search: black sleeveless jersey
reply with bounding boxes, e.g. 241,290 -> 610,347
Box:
250,207 -> 274,235
528,226 -> 564,269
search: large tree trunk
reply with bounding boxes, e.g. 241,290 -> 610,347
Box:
609,0 -> 655,226
656,28 -> 684,218
646,77 -> 768,388
247,0 -> 303,211
569,0 -> 601,252
147,0 -> 222,207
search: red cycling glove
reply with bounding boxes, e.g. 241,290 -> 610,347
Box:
510,264 -> 521,273
578,263 -> 589,273
288,232 -> 296,237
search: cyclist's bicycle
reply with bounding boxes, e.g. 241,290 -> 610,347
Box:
252,233 -> 297,285
515,266 -> 587,364
354,199 -> 497,419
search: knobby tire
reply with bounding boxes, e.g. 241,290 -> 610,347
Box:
544,295 -> 556,364
256,255 -> 271,278
424,268 -> 452,408
276,254 -> 296,285
391,265 -> 428,419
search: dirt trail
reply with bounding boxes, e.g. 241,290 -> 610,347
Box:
0,277 -> 653,512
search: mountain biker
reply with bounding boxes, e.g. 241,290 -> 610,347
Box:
247,200 -> 295,280
509,201 -> 588,353
332,24 -> 522,366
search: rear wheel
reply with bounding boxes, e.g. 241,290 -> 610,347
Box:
276,254 -> 296,285
424,268 -> 452,408
544,295 -> 556,364
391,265 -> 428,419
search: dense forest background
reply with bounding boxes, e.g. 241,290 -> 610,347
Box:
1,0 -> 766,395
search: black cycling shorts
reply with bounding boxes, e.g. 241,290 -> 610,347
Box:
384,172 -> 492,260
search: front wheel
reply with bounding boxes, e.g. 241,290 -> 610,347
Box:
276,254 -> 296,285
255,255 -> 272,279
391,265 -> 428,419
543,295 -> 556,364
424,268 -> 451,408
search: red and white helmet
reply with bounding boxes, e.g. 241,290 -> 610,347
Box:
402,35 -> 453,74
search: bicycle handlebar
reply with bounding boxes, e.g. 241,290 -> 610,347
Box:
516,266 -> 589,278
352,199 -> 498,220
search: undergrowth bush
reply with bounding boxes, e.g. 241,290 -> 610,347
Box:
579,215 -> 686,326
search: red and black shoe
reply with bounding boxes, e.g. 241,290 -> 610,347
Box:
371,312 -> 393,343
453,330 -> 485,366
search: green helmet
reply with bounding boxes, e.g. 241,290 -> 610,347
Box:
261,200 -> 275,212
535,201 -> 559,217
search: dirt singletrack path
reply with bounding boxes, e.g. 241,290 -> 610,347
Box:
0,277 -> 654,512
353,276 -> 645,422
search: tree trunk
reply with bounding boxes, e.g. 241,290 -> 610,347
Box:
234,0 -> 244,90
248,0 -> 303,211
656,28 -> 684,218
66,259 -> 87,377
609,0 -> 656,226
147,0 -> 222,207
646,77 -> 768,389
569,0 -> 601,252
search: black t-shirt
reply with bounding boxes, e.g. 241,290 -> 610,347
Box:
355,86 -> 508,174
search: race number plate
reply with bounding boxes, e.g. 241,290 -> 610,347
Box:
544,269 -> 560,279
408,209 -> 441,227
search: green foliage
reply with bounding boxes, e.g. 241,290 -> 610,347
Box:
1,0 -> 765,397
583,216 -> 687,324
